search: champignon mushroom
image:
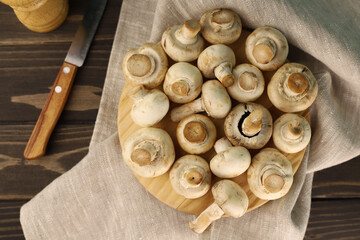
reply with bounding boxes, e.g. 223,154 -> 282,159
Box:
210,137 -> 251,178
122,42 -> 168,88
122,127 -> 175,178
170,80 -> 231,122
273,113 -> 311,153
247,148 -> 293,200
200,9 -> 242,44
227,63 -> 265,102
224,103 -> 273,149
128,85 -> 169,127
267,63 -> 318,112
188,180 -> 248,234
161,20 -> 205,62
245,27 -> 288,71
197,44 -> 236,87
169,155 -> 211,199
176,114 -> 216,154
163,62 -> 203,103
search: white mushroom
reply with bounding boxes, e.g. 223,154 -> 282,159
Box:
267,63 -> 318,112
273,113 -> 311,153
128,85 -> 169,127
188,180 -> 248,234
197,44 -> 236,87
210,137 -> 251,178
200,9 -> 242,44
169,155 -> 211,199
247,148 -> 293,200
245,27 -> 288,71
163,62 -> 203,103
161,20 -> 205,62
227,63 -> 265,102
224,103 -> 273,149
122,42 -> 168,88
171,80 -> 231,122
122,127 -> 175,178
176,114 -> 216,155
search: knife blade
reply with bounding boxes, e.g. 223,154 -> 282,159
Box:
24,0 -> 108,160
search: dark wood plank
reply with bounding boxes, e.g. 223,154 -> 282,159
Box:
0,200 -> 26,240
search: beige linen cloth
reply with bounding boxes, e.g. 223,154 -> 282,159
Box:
20,0 -> 360,239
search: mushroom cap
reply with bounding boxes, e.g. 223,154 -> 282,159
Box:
169,155 -> 211,199
176,114 -> 217,154
129,86 -> 170,127
227,63 -> 265,102
163,62 -> 203,103
197,44 -> 236,79
267,63 -> 318,112
224,103 -> 273,149
212,180 -> 249,218
202,80 -> 232,118
247,148 -> 293,200
161,20 -> 205,62
122,42 -> 168,88
273,113 -> 311,153
200,9 -> 242,44
122,128 -> 175,178
245,27 -> 288,71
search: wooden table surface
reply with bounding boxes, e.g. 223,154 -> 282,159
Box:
0,0 -> 359,239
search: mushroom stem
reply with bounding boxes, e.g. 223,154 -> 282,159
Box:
284,72 -> 309,97
170,98 -> 204,122
131,140 -> 160,166
183,121 -> 207,143
188,202 -> 224,234
210,9 -> 234,32
238,71 -> 258,92
177,20 -> 201,44
171,79 -> 190,97
242,109 -> 263,137
214,62 -> 235,87
281,119 -> 303,141
126,53 -> 155,78
181,168 -> 204,188
261,168 -> 285,193
127,85 -> 149,101
214,137 -> 232,153
252,38 -> 277,64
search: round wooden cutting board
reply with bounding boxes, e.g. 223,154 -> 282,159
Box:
117,30 -> 310,216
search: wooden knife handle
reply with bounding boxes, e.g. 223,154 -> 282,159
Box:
24,62 -> 78,160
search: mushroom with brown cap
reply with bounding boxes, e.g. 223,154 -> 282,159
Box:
122,127 -> 175,178
247,148 -> 293,200
176,114 -> 216,155
163,62 -> 203,104
197,44 -> 236,87
210,137 -> 251,178
273,113 -> 311,153
188,180 -> 248,234
170,80 -> 231,122
245,27 -> 288,71
227,63 -> 265,102
200,9 -> 242,44
161,20 -> 205,62
267,63 -> 318,112
128,85 -> 169,127
169,155 -> 211,199
224,103 -> 273,149
122,42 -> 168,88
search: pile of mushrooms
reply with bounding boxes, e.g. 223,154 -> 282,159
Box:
121,7 -> 318,234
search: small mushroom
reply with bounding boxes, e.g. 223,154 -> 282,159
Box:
128,85 -> 169,127
200,9 -> 242,44
247,148 -> 293,200
267,63 -> 318,112
245,27 -> 288,71
171,80 -> 231,122
188,180 -> 248,234
224,103 -> 273,149
161,20 -> 205,62
176,114 -> 216,154
163,62 -> 203,103
122,42 -> 168,88
227,63 -> 265,102
169,155 -> 211,199
273,113 -> 311,153
122,127 -> 175,178
197,44 -> 236,87
210,137 -> 251,178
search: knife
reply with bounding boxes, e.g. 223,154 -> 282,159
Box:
24,0 -> 108,160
